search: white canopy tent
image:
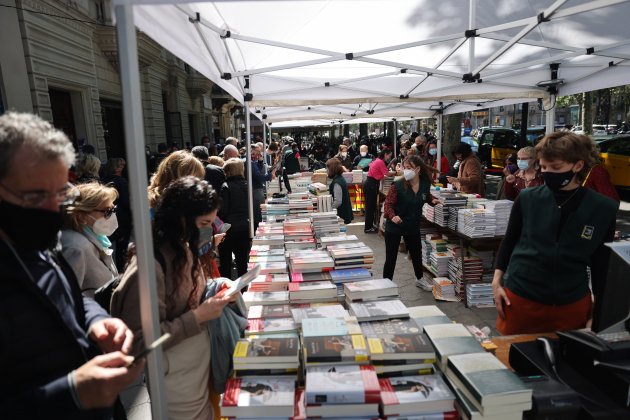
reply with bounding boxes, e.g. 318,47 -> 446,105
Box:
110,1 -> 630,418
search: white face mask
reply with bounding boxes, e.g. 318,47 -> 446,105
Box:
91,213 -> 119,237
360,152 -> 367,157
403,169 -> 416,181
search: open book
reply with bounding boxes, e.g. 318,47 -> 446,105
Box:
224,264 -> 262,297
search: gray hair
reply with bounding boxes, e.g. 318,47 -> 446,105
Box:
223,144 -> 239,157
0,112 -> 76,179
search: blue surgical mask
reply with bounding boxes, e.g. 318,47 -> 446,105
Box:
428,149 -> 437,156
517,159 -> 530,170
83,225 -> 112,250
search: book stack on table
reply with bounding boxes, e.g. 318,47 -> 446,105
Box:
448,256 -> 484,299
446,353 -> 533,420
308,182 -> 329,196
287,249 -> 334,274
466,283 -> 495,308
457,209 -> 497,238
423,323 -> 485,371
311,212 -> 342,238
319,234 -> 360,249
247,273 -> 290,293
432,277 -> 459,302
349,299 -> 410,322
422,202 -> 435,223
289,198 -> 315,216
351,169 -> 364,184
477,200 -> 512,236
261,196 -> 290,219
288,281 -> 338,304
328,242 -> 375,270
429,252 -> 450,277
302,317 -> 368,367
222,375 -> 297,418
343,278 -> 399,304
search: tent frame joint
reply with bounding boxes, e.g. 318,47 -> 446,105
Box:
221,30 -> 231,39
345,53 -> 354,60
586,47 -> 595,55
400,68 -> 407,73
462,72 -> 480,83
221,73 -> 232,80
188,12 -> 200,23
244,93 -> 253,102
465,29 -> 477,38
537,12 -> 550,23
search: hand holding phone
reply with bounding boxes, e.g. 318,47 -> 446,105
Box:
130,333 -> 171,366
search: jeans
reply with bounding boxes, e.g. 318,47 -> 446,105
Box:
218,230 -> 252,279
383,232 -> 423,281
363,176 -> 379,231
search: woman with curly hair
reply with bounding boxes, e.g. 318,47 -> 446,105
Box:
112,177 -> 236,420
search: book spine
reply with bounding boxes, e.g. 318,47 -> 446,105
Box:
247,319 -> 262,333
379,378 -> 399,405
446,359 -> 483,404
222,378 -> 242,407
360,365 -> 381,403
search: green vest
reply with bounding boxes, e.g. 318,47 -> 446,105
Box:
330,175 -> 354,224
505,186 -> 618,305
384,178 -> 430,235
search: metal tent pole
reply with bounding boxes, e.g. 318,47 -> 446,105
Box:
114,5 -> 167,419
545,96 -> 556,135
392,119 -> 397,157
469,0 -> 476,73
262,118 -> 268,171
245,101 -> 254,238
436,114 -> 443,173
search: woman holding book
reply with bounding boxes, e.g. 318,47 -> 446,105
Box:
383,155 -> 434,290
112,177 -> 237,420
326,158 -> 354,225
492,132 -> 618,335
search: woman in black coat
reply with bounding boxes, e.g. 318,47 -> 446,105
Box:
217,158 -> 252,279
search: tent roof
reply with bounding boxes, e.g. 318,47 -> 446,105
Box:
116,0 -> 630,121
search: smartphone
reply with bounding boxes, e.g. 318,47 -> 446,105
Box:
130,333 -> 172,365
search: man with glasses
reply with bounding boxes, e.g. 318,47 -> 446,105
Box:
0,112 -> 143,418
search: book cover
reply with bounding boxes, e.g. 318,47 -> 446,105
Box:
304,334 -> 369,364
302,317 -> 351,337
247,304 -> 292,319
306,365 -> 380,404
367,333 -> 436,361
246,318 -> 297,335
424,324 -> 484,368
221,376 -> 295,417
446,353 -> 532,408
349,299 -> 410,321
380,374 -> 455,416
233,336 -> 299,363
329,268 -> 372,282
291,304 -> 347,324
360,318 -> 422,336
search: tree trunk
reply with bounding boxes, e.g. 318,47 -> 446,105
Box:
443,114 -> 462,168
582,91 -> 593,134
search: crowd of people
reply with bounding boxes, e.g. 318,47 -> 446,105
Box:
0,110 -> 622,419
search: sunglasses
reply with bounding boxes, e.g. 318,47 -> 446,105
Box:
94,205 -> 117,219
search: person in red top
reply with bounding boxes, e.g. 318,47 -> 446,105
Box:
581,136 -> 620,202
364,149 -> 396,233
503,146 -> 544,200
426,142 -> 449,183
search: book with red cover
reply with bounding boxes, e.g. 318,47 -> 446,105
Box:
221,376 -> 295,418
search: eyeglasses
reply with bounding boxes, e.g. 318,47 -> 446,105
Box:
94,205 -> 118,219
0,182 -> 80,208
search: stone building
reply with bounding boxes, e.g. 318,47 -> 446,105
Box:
0,0 -> 244,161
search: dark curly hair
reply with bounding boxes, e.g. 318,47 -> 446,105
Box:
153,176 -> 220,310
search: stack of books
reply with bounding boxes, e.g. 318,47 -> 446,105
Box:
252,234 -> 285,247
315,194 -> 333,213
304,365 -> 381,418
288,251 -> 335,273
232,335 -> 300,372
248,260 -> 287,275
379,374 -> 456,417
290,303 -> 347,325
311,212 -> 341,237
421,233 -> 445,268
351,169 -> 364,183
328,242 -> 374,270
380,176 -> 394,194
260,198 -> 290,220
349,299 -> 410,322
256,221 -> 284,236
341,171 -> 354,184
478,200 -> 513,236
423,323 -> 485,370
246,317 -> 298,336
221,376 -> 296,418
288,198 -> 315,216
433,203 -> 448,226
445,353 -> 532,419
283,218 -> 312,239
247,304 -> 293,320
288,281 -> 338,303
448,206 -> 460,230
429,252 -> 450,276
302,317 -> 368,367
308,182 -> 329,196
408,305 -> 452,332
248,274 -> 290,292
319,234 -> 360,249
466,283 -> 495,308
468,246 -> 495,274
242,290 -> 290,309
457,209 -> 497,238
422,202 -> 435,223
432,277 -> 459,302
466,196 -> 488,208
311,171 -> 328,185
343,278 -> 399,303
448,256 -> 484,298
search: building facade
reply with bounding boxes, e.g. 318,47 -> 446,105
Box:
0,0 -> 246,161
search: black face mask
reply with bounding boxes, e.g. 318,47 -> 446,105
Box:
543,168 -> 575,191
0,200 -> 63,251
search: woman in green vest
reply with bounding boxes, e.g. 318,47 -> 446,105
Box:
382,155 -> 434,288
493,132 -> 619,335
326,158 -> 354,225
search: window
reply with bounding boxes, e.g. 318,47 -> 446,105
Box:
607,138 -> 630,156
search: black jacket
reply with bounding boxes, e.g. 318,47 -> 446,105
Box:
205,164 -> 226,194
218,176 -> 250,233
0,240 -> 111,419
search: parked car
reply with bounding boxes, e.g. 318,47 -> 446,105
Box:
476,128 -> 525,173
606,124 -> 618,135
597,135 -> 630,188
571,125 -> 585,134
526,126 -> 546,144
592,125 -> 608,136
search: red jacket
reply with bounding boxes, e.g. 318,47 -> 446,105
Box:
583,164 -> 620,202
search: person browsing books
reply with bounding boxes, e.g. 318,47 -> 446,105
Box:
446,142 -> 485,196
382,155 -> 435,290
503,146 -> 543,200
326,158 -> 354,225
112,177 -> 237,420
492,132 -> 619,335
363,149 -> 396,233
